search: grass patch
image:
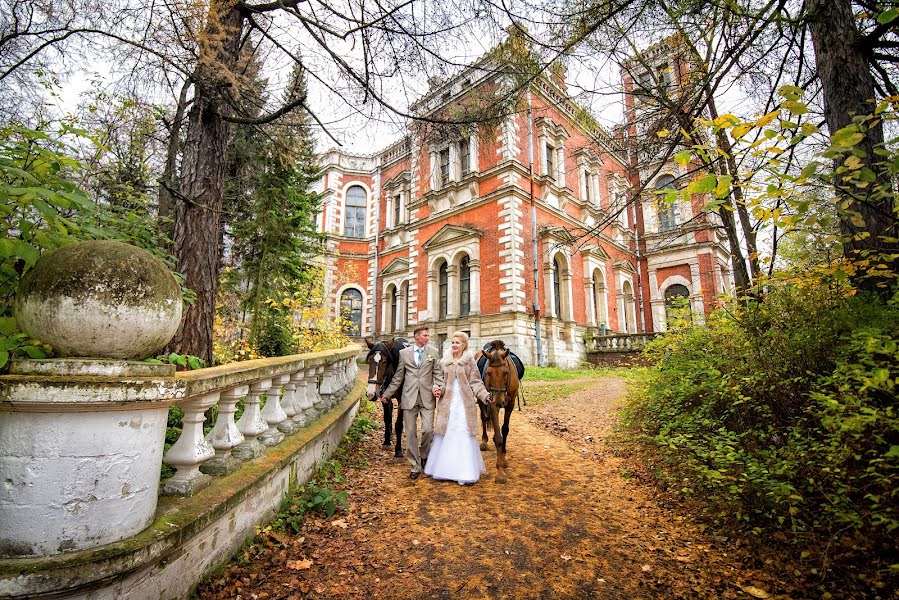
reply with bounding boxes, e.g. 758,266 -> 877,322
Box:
527,364 -> 647,381
522,382 -> 594,407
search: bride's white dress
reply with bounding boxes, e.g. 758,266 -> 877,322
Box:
425,378 -> 485,484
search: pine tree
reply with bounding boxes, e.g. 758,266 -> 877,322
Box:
225,57 -> 323,357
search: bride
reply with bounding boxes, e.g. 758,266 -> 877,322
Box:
425,331 -> 490,485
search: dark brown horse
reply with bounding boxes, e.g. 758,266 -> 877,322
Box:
475,340 -> 520,483
365,337 -> 408,458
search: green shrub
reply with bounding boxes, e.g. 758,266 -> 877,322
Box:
624,277 -> 899,543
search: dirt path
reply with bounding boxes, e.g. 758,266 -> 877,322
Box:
196,375 -> 788,600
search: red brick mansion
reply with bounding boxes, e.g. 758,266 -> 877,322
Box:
314,38 -> 732,366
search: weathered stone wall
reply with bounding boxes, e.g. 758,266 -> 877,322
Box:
0,376 -> 365,600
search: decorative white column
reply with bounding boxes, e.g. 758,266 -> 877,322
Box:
233,379 -> 271,460
584,277 -> 597,326
201,385 -> 247,476
426,271 -> 437,319
278,372 -> 301,435
446,265 -> 459,318
161,391 -> 219,496
469,259 -> 481,315
259,375 -> 288,446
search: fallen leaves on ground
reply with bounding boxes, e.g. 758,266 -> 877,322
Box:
194,373 -> 843,599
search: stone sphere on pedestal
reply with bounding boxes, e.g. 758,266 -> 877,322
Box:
15,240 -> 182,360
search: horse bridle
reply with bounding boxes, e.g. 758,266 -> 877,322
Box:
367,343 -> 402,395
484,355 -> 511,397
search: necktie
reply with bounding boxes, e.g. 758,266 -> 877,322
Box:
416,348 -> 423,366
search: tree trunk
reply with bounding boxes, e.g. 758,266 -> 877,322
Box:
167,1 -> 243,363
806,0 -> 897,292
705,91 -> 760,283
158,80 -> 190,248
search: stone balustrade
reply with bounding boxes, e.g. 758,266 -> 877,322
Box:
0,239 -> 367,599
588,332 -> 660,352
0,345 -> 362,599
161,350 -> 359,496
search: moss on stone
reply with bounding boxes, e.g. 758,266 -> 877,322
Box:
16,241 -> 180,310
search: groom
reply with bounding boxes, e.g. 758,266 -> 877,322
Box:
381,325 -> 443,480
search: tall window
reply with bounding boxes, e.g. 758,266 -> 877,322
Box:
665,284 -> 691,327
583,169 -> 591,202
389,286 -> 398,331
393,194 -> 402,228
439,148 -> 450,186
459,256 -> 471,317
438,262 -> 448,320
401,281 -> 409,329
545,143 -> 556,181
459,140 -> 470,177
344,186 -> 367,238
340,289 -> 363,336
655,175 -> 677,231
552,256 -> 562,318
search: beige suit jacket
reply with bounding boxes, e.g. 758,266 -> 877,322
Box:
382,344 -> 444,410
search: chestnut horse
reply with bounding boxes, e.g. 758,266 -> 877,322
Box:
365,338 -> 408,459
475,340 -> 520,483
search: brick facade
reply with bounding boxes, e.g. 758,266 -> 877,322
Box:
319,40 -> 731,367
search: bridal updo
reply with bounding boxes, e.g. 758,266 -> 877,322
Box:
451,330 -> 469,355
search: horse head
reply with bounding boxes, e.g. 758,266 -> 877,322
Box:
365,340 -> 390,399
482,341 -> 513,407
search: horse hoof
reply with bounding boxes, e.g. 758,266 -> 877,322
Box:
479,443 -> 487,451
495,475 -> 507,484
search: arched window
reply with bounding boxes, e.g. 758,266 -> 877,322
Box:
552,256 -> 562,318
665,284 -> 692,327
655,175 -> 677,232
459,256 -> 471,317
389,285 -> 398,332
340,288 -> 363,336
438,262 -> 448,320
344,186 -> 367,238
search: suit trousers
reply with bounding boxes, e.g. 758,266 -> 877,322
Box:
403,402 -> 434,473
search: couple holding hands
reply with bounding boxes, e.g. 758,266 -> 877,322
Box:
378,326 -> 491,484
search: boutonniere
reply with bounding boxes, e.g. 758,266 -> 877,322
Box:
427,354 -> 436,362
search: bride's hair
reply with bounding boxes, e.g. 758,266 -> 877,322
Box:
450,331 -> 469,356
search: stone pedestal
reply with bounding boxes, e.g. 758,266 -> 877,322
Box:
0,359 -> 182,557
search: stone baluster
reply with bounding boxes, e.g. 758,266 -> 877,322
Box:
233,379 -> 271,460
291,370 -> 311,427
310,365 -> 327,414
162,391 -> 220,496
319,363 -> 335,401
278,372 -> 301,435
345,359 -> 358,393
259,375 -> 288,446
201,385 -> 247,476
